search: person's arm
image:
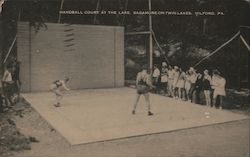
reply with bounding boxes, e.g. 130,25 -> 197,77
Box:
135,73 -> 140,86
61,81 -> 70,91
207,75 -> 212,82
156,69 -> 160,80
2,71 -> 8,83
211,77 -> 216,89
219,78 -> 226,88
146,75 -> 155,89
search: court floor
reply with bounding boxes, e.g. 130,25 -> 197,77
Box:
22,87 -> 249,145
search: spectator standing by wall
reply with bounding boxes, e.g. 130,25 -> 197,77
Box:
173,66 -> 180,99
194,73 -> 203,104
167,65 -> 174,97
184,71 -> 191,101
152,64 -> 160,93
203,69 -> 212,106
160,63 -> 168,96
211,70 -> 226,110
188,67 -> 197,102
176,68 -> 186,100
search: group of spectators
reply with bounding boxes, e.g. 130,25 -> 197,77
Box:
152,62 -> 226,109
0,58 -> 21,111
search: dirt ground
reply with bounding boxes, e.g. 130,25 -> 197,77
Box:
0,98 -> 248,157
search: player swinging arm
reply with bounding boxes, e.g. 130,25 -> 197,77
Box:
50,77 -> 70,107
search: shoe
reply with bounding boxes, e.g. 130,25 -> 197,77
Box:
148,111 -> 154,116
132,110 -> 135,115
54,103 -> 60,107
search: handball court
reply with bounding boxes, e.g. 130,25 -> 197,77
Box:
22,88 -> 249,145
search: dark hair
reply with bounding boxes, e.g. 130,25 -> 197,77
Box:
141,64 -> 148,70
6,64 -> 12,69
65,77 -> 70,82
212,69 -> 221,75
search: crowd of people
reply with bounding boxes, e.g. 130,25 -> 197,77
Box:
152,62 -> 226,109
0,58 -> 21,111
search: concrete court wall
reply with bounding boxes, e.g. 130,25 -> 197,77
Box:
17,22 -> 124,92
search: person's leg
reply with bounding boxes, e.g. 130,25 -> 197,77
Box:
174,87 -> 178,99
207,90 -> 211,106
173,87 -> 176,98
178,88 -> 181,99
165,83 -> 168,96
2,84 -> 9,106
219,95 -> 223,110
16,81 -> 21,101
54,89 -> 62,107
0,94 -> 3,112
6,93 -> 14,106
56,94 -> 63,103
213,94 -> 217,108
193,90 -> 197,104
181,88 -> 185,100
186,87 -> 190,101
189,84 -> 195,102
6,84 -> 14,106
196,90 -> 200,104
210,89 -> 214,107
168,82 -> 173,97
185,87 -> 189,101
204,90 -> 208,106
144,93 -> 153,116
163,82 -> 168,96
152,78 -> 157,93
156,79 -> 160,94
132,94 -> 141,114
170,82 -> 174,97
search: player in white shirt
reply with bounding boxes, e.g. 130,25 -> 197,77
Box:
211,70 -> 226,110
50,77 -> 70,107
152,64 -> 160,93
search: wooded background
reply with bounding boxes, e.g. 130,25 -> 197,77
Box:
1,0 -> 250,88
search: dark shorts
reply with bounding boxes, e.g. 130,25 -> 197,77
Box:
161,82 -> 168,88
137,84 -> 149,94
3,82 -> 14,96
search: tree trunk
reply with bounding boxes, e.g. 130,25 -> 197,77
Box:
0,14 -> 3,75
0,14 -> 3,112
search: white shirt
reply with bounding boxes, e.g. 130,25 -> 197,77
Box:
136,71 -> 152,87
2,70 -> 13,82
211,75 -> 226,96
168,69 -> 174,79
153,68 -> 160,78
189,73 -> 197,84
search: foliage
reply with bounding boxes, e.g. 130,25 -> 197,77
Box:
1,0 -> 250,87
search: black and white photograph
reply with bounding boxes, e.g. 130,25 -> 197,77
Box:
0,0 -> 250,157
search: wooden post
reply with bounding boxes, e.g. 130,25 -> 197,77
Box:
93,0 -> 100,24
203,19 -> 207,35
0,10 -> 3,112
148,0 -> 153,70
125,31 -> 151,35
238,28 -> 241,89
58,0 -> 64,23
0,14 -> 3,75
29,23 -> 32,92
